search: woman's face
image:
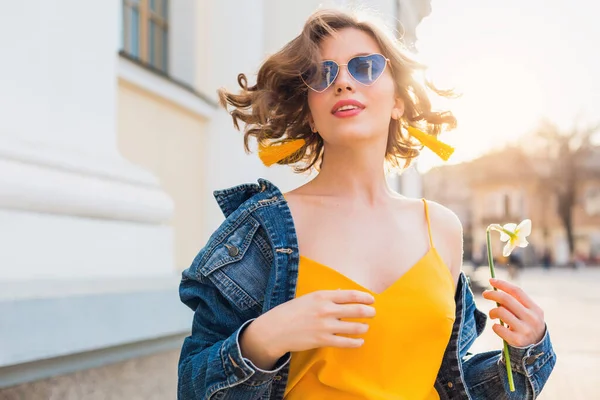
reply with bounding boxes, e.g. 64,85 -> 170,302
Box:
307,27 -> 403,147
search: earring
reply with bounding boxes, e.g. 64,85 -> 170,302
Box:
258,138 -> 306,167
407,126 -> 454,161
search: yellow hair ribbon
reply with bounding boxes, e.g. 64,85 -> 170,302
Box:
258,138 -> 306,167
406,126 -> 454,161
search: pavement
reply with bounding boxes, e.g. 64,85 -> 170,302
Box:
465,265 -> 600,400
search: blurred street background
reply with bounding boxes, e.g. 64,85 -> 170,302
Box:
468,264 -> 600,400
1,0 -> 598,399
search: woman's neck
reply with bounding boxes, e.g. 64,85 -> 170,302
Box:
305,144 -> 398,207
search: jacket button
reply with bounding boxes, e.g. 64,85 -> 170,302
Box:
225,244 -> 240,257
526,352 -> 544,365
447,382 -> 454,388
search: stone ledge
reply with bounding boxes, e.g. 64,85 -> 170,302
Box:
0,278 -> 193,388
118,53 -> 218,119
0,334 -> 186,389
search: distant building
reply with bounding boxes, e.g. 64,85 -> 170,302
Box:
422,162 -> 474,259
423,147 -> 600,266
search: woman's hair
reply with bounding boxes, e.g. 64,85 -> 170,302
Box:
218,7 -> 457,173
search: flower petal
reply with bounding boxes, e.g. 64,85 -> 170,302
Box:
503,223 -> 517,233
516,219 -> 532,237
503,242 -> 516,257
516,237 -> 529,248
499,231 -> 511,242
488,224 -> 504,232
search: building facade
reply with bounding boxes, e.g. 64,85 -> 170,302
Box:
423,147 -> 600,267
0,0 -> 428,397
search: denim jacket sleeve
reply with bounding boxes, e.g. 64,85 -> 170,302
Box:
462,327 -> 556,399
457,274 -> 557,399
177,212 -> 292,400
178,269 -> 290,400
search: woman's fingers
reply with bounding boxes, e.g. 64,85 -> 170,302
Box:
491,322 -> 545,348
332,303 -> 376,319
325,333 -> 365,348
489,278 -> 539,311
331,320 -> 370,335
326,289 -> 375,305
483,279 -> 547,347
482,288 -> 530,321
489,306 -> 524,331
491,323 -> 523,347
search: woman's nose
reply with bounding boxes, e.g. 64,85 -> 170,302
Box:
333,66 -> 355,93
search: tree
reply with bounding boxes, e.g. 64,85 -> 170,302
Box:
527,119 -> 600,263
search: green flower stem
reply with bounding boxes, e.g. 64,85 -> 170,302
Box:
486,227 -> 516,392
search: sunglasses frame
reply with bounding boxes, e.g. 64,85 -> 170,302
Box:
301,53 -> 391,93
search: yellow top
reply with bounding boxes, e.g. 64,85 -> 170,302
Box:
284,199 -> 456,400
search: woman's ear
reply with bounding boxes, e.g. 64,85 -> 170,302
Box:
308,115 -> 317,133
391,97 -> 405,120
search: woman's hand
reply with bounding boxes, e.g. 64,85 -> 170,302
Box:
240,289 -> 375,369
483,278 -> 546,348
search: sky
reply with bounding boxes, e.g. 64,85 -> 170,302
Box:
412,0 -> 600,172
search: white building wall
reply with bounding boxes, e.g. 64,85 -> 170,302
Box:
168,0 -> 197,86
1,1 -> 116,153
399,165 -> 423,198
191,0 -> 261,240
0,0 -> 173,279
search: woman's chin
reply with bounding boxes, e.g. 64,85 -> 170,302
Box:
325,129 -> 382,144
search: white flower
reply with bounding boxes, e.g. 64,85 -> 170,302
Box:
490,219 -> 532,257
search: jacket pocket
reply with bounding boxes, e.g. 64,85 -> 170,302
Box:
198,216 -> 267,312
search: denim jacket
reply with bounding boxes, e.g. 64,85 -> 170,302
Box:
178,179 -> 556,400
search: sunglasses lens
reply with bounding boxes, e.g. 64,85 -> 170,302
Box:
302,61 -> 338,92
348,54 -> 387,85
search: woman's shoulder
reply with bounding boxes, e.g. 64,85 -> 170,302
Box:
421,198 -> 464,281
389,196 -> 462,233
422,198 -> 463,234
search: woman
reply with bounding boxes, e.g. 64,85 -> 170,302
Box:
178,7 -> 555,400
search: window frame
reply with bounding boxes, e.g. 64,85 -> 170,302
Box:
122,0 -> 169,73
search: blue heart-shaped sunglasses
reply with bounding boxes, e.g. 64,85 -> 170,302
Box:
301,53 -> 390,93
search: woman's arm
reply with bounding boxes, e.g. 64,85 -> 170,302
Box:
430,201 -> 556,399
461,328 -> 555,399
178,271 -> 289,400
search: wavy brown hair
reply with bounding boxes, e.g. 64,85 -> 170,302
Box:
218,7 -> 457,173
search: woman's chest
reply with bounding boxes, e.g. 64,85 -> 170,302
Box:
292,204 -> 431,294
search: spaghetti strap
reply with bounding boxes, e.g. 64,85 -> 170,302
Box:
421,199 -> 434,249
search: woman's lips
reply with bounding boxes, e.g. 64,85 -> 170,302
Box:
332,108 -> 364,118
331,99 -> 366,118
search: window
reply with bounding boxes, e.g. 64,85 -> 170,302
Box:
122,0 -> 169,73
585,186 -> 600,215
503,193 -> 510,217
483,192 -> 503,218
